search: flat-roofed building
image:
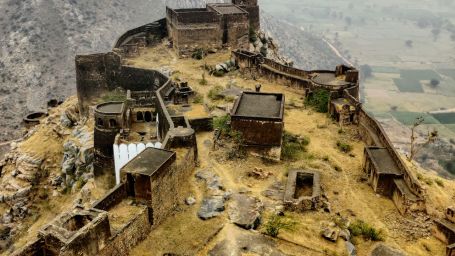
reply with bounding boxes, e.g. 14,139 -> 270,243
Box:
230,91 -> 285,147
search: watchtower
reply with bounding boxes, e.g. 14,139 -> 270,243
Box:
232,0 -> 260,30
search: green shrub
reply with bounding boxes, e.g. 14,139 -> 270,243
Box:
192,48 -> 205,60
102,89 -> 126,102
249,28 -> 257,43
199,72 -> 208,85
348,220 -> 384,241
336,141 -> 353,153
212,69 -> 225,77
305,89 -> 330,113
435,179 -> 444,187
208,85 -> 225,101
192,94 -> 204,104
264,214 -> 297,237
213,115 -> 231,135
282,132 -> 310,161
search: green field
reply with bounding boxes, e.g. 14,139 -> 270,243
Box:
437,69 -> 455,80
371,66 -> 400,74
400,69 -> 441,81
390,111 -> 440,125
393,78 -> 424,93
432,113 -> 455,124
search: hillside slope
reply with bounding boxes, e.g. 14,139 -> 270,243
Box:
0,0 -> 341,145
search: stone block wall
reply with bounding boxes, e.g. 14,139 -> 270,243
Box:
149,147 -> 196,227
231,118 -> 283,146
224,13 -> 249,48
100,206 -> 151,256
92,183 -> 127,211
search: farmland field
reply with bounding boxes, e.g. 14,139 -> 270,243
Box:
432,113 -> 455,124
393,78 -> 423,93
391,111 -> 440,125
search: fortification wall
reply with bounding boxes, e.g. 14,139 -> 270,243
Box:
114,18 -> 167,49
155,80 -> 174,141
358,109 -> 424,198
150,147 -> 196,226
92,183 -> 127,211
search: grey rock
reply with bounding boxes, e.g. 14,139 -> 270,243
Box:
2,212 -> 12,224
198,196 -> 225,220
185,196 -> 196,206
322,226 -> 339,242
339,229 -> 351,241
81,172 -> 94,182
209,227 -> 286,256
195,169 -> 224,192
346,241 -> 356,256
62,141 -> 79,176
60,112 -> 73,127
228,194 -> 263,230
370,244 -> 406,256
261,181 -> 284,201
51,175 -> 64,186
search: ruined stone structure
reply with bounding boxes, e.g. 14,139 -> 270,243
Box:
284,170 -> 321,212
166,0 -> 259,55
433,207 -> 455,255
232,49 -> 425,216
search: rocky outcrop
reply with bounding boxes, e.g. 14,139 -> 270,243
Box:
195,168 -> 230,220
228,193 -> 263,230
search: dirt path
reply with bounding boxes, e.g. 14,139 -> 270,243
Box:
322,38 -> 354,67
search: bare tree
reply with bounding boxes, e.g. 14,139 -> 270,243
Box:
407,117 -> 438,161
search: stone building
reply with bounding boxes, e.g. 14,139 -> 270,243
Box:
166,0 -> 259,55
230,91 -> 285,147
363,147 -> 403,197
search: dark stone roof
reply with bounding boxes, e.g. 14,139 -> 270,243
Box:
96,102 -> 124,114
367,147 -> 402,176
208,4 -> 247,14
121,147 -> 175,176
233,92 -> 284,119
393,179 -> 418,201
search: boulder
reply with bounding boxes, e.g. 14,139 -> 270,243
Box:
228,194 -> 263,230
195,169 -> 224,192
370,244 -> 406,256
339,229 -> 351,241
321,224 -> 339,242
62,141 -> 78,176
198,196 -> 225,220
60,112 -> 73,128
185,196 -> 196,206
346,241 -> 356,256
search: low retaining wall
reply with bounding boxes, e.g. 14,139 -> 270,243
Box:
92,183 -> 127,211
100,206 -> 151,256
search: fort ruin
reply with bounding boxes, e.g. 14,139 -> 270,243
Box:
10,1 -> 450,255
